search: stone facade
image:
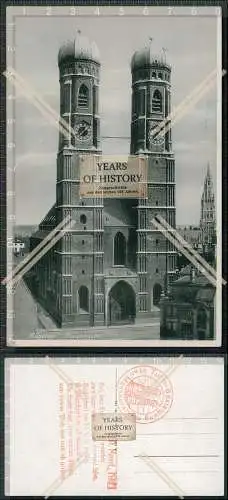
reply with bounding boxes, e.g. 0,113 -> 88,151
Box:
29,34 -> 177,328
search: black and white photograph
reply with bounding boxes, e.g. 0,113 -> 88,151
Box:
6,5 -> 222,346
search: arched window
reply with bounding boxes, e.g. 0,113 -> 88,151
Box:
152,89 -> 162,112
152,71 -> 156,78
78,285 -> 89,312
80,214 -> 87,224
158,72 -> 163,79
114,232 -> 126,266
78,84 -> 89,108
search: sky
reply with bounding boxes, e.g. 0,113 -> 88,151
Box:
7,7 -> 220,225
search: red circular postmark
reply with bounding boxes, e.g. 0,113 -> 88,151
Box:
118,365 -> 173,424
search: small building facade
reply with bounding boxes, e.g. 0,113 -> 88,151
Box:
160,265 -> 215,340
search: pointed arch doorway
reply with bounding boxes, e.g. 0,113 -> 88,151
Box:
153,283 -> 162,306
108,281 -> 136,326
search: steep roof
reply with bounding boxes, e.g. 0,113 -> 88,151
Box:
103,199 -> 136,228
39,204 -> 56,231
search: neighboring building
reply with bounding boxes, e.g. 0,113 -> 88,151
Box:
176,225 -> 202,250
13,240 -> 25,256
29,32 -> 176,328
160,265 -> 215,340
14,225 -> 37,254
176,165 -> 216,268
200,163 -> 216,253
14,225 -> 37,237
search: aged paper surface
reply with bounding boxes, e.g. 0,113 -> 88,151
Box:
5,357 -> 224,496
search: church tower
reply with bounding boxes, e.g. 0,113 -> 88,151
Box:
130,39 -> 176,312
200,164 -> 216,252
55,31 -> 104,327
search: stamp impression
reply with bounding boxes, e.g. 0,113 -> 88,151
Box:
118,365 -> 173,423
92,412 -> 136,441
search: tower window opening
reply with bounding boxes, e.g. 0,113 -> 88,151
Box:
78,84 -> 89,108
114,232 -> 126,266
158,72 -> 163,79
152,71 -> 156,78
78,285 -> 89,312
80,214 -> 87,224
152,89 -> 162,113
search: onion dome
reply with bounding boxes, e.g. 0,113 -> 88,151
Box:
131,38 -> 171,71
58,30 -> 100,66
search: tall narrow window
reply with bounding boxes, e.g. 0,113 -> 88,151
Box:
78,285 -> 89,312
78,84 -> 89,108
114,232 -> 126,266
139,89 -> 145,115
152,89 -> 162,112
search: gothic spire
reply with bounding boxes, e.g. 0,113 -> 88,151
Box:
200,164 -> 216,247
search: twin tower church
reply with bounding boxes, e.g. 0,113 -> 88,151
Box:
30,31 -> 177,328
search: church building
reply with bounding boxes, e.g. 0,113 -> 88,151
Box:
29,31 -> 177,328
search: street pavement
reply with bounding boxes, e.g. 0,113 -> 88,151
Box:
12,276 -> 56,339
31,321 -> 160,340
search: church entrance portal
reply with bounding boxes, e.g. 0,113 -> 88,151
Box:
108,281 -> 136,326
153,283 -> 162,306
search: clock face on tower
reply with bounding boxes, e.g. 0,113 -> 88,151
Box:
148,124 -> 165,147
74,121 -> 92,141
